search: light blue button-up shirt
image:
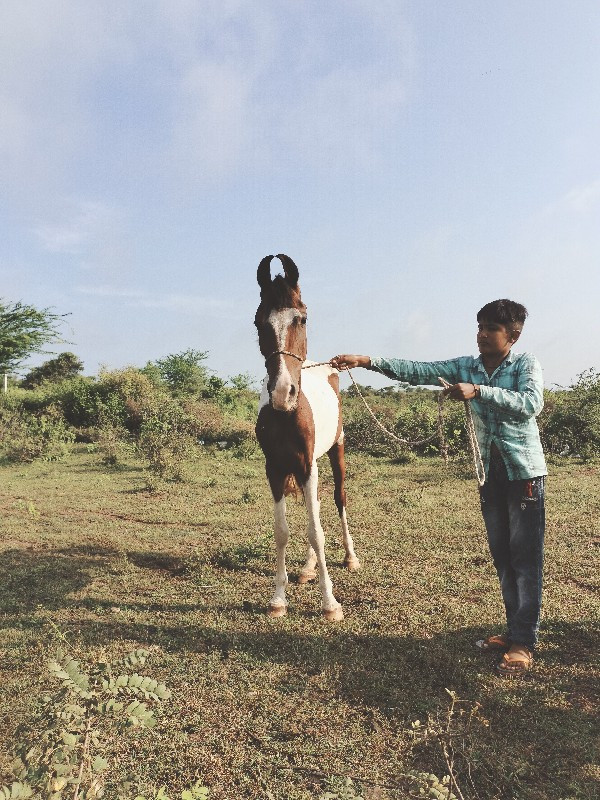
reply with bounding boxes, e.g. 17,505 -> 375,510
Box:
369,351 -> 547,481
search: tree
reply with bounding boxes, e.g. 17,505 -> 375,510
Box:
0,300 -> 67,373
228,372 -> 257,391
151,349 -> 210,395
21,352 -> 84,388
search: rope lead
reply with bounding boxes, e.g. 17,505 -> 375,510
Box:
302,361 -> 485,486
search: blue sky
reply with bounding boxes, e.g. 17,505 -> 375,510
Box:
1,1 -> 599,389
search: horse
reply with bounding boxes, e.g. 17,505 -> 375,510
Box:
254,254 -> 360,621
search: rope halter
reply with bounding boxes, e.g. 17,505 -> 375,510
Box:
264,350 -> 304,366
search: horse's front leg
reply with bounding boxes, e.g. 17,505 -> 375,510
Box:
303,462 -> 343,621
268,495 -> 290,618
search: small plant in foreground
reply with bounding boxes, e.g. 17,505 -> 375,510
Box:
1,648 -> 171,800
405,771 -> 458,799
0,783 -> 32,799
409,689 -> 489,800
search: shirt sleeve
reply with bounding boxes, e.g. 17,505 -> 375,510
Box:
478,353 -> 544,419
369,356 -> 463,386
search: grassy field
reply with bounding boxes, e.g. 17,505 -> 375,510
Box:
0,445 -> 598,799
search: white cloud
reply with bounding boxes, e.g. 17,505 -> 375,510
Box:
76,285 -> 235,316
562,179 -> 600,214
76,285 -> 146,299
169,61 -> 255,178
33,201 -> 120,255
0,0 -> 414,195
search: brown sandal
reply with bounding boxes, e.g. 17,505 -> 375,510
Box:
496,645 -> 533,677
475,634 -> 511,652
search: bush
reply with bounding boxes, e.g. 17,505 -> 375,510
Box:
43,369 -> 168,433
540,369 -> 600,460
343,389 -> 467,459
183,399 -> 256,445
0,403 -> 75,462
136,400 -> 198,485
149,350 -> 210,396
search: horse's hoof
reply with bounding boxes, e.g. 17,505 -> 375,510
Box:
297,570 -> 317,585
267,604 -> 287,618
323,606 -> 344,622
344,558 -> 361,572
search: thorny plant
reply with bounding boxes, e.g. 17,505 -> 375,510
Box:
409,689 -> 490,800
317,768 -> 464,800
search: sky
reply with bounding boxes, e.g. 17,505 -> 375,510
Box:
1,0 -> 599,390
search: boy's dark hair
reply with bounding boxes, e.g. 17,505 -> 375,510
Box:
477,299 -> 528,331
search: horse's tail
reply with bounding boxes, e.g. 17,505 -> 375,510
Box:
284,474 -> 304,502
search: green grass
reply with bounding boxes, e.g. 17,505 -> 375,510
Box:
0,446 -> 598,799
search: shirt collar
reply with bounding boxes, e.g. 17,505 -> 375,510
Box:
474,350 -> 515,374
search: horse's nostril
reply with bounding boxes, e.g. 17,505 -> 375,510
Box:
289,385 -> 296,397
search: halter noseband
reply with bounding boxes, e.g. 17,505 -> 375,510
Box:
264,350 -> 304,366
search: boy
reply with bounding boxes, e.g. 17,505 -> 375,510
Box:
330,299 -> 546,677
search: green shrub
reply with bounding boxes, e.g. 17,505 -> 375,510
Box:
150,350 -> 210,396
0,404 -> 75,462
343,390 -> 466,459
37,369 -> 167,432
0,648 -> 175,800
136,400 -> 197,484
97,368 -> 166,431
540,369 -> 600,460
182,399 -> 256,445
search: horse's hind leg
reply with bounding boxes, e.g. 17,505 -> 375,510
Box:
298,542 -> 318,584
328,439 -> 360,572
303,462 -> 343,621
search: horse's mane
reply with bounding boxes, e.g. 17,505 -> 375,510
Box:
262,275 -> 302,311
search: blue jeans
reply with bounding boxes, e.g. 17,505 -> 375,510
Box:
479,454 -> 545,650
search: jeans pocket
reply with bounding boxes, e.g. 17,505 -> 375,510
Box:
519,477 -> 544,510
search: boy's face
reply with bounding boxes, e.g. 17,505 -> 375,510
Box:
477,320 -> 520,359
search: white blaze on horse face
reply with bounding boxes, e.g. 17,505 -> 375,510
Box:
267,307 -> 301,411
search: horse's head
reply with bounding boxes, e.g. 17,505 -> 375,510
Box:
254,254 -> 307,412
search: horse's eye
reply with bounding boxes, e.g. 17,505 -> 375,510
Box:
300,317 -> 307,325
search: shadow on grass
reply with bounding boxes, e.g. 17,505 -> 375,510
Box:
0,546 -> 195,615
1,546 -> 598,800
0,548 -> 95,614
69,619 -> 597,800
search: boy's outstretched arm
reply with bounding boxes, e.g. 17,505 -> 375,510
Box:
330,354 -> 371,370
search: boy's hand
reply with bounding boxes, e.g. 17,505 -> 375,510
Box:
441,381 -> 479,401
330,354 -> 371,370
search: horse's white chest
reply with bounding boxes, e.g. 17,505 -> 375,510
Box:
258,363 -> 341,461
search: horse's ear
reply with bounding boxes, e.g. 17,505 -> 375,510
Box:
257,255 -> 274,291
277,254 -> 299,288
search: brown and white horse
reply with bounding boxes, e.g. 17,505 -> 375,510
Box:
254,254 -> 360,621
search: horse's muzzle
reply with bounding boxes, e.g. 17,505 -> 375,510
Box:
269,381 -> 298,412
